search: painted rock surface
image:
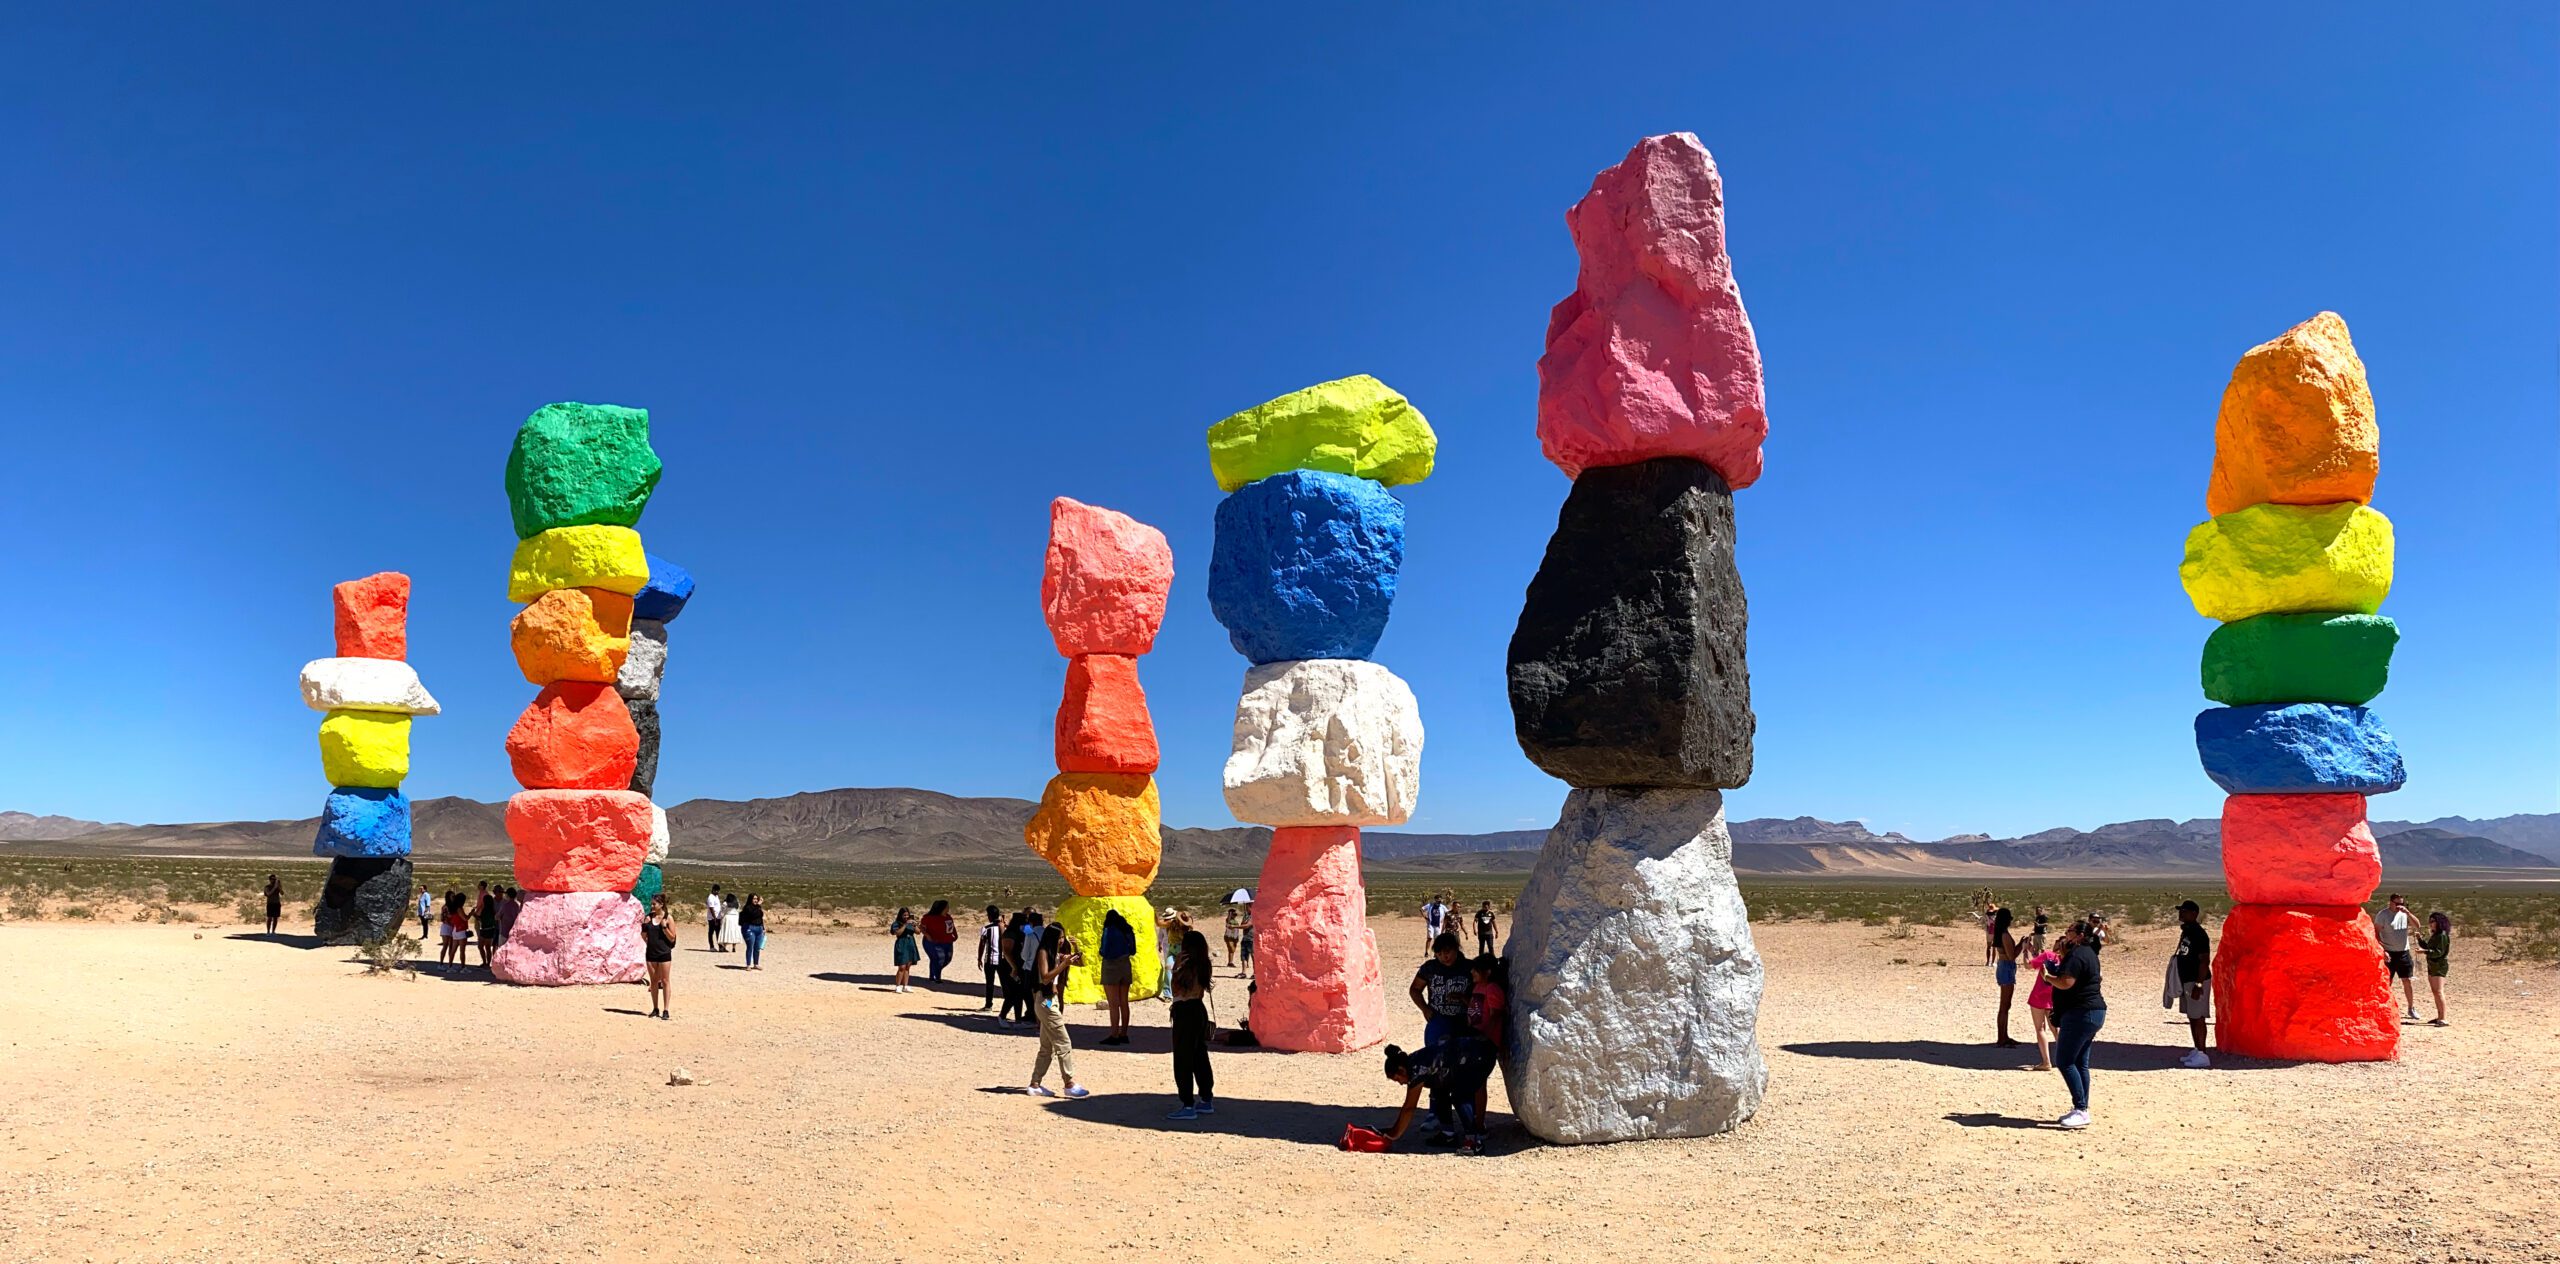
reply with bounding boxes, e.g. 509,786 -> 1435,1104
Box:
2196,703 -> 2405,795
314,855 -> 415,945
633,555 -> 695,623
616,619 -> 669,703
628,699 -> 661,797
300,657 -> 442,716
1223,659 -> 1423,828
318,711 -> 410,789
1054,894 -> 1162,1006
2179,503 -> 2392,623
510,588 -> 633,685
644,802 -> 671,866
1208,470 -> 1405,664
2213,904 -> 2396,1062
631,863 -> 664,911
1247,825 -> 1387,1053
1509,457 -> 1751,789
492,891 -> 647,985
505,402 -> 661,539
507,789 -> 654,892
2207,312 -> 2377,517
1503,786 -> 1765,1142
1206,375 -> 1436,494
333,572 -> 411,661
2202,613 -> 2397,707
1041,497 -> 1175,657
1023,773 -> 1162,896
313,786 -> 412,858
2220,793 -> 2381,905
508,526 -> 650,603
1537,133 -> 1766,488
1055,654 -> 1159,775
505,682 -> 641,790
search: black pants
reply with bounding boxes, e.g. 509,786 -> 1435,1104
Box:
983,962 -> 1001,1008
1171,998 -> 1215,1105
1477,931 -> 1494,956
999,969 -> 1025,1022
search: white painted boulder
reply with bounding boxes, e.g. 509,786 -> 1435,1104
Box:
644,803 -> 671,866
299,658 -> 441,716
1503,786 -> 1765,1143
1222,659 -> 1422,827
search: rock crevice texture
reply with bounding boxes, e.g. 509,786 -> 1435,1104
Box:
1506,133 -> 1767,1142
304,572 -> 432,944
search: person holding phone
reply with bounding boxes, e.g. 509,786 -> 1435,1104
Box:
1027,924 -> 1091,1100
2042,920 -> 2106,1130
641,895 -> 677,1020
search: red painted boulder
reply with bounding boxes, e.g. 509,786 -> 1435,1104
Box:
491,891 -> 645,986
505,683 -> 641,791
506,789 -> 653,892
2213,904 -> 2397,1062
1056,654 -> 1159,774
1247,826 -> 1387,1053
1041,498 -> 1174,657
2221,793 -> 2381,905
334,572 -> 411,660
1536,132 -> 1767,488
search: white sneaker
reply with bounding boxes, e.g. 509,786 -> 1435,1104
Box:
2057,1109 -> 2091,1130
1026,1084 -> 1057,1098
2180,1050 -> 2211,1069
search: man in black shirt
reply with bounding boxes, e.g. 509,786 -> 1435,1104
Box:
2041,920 -> 2107,1130
2169,900 -> 2212,1068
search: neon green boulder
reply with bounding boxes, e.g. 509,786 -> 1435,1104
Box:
1207,375 -> 1435,493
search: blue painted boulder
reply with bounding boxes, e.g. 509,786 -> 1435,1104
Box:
1209,470 -> 1405,664
2195,704 -> 2405,795
633,555 -> 695,623
313,786 -> 413,858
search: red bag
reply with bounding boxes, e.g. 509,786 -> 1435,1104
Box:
1340,1125 -> 1390,1152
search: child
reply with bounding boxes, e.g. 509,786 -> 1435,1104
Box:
2022,940 -> 2062,1070
1464,955 -> 1508,1053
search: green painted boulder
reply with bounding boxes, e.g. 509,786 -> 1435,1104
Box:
2202,613 -> 2397,706
630,862 -> 664,912
505,402 -> 662,539
1207,375 -> 1435,493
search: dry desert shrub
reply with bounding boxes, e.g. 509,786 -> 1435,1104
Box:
357,934 -> 421,977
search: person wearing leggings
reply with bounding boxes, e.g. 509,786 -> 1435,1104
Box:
1165,930 -> 1217,1120
2042,919 -> 2108,1130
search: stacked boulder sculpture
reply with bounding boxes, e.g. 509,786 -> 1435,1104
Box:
302,572 -> 439,943
1503,133 -> 1769,1143
1033,498 -> 1174,1004
2182,313 -> 2402,1061
493,403 -> 661,986
1207,375 -> 1431,1053
622,556 -> 694,913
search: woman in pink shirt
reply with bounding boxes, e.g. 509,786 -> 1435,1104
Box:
2022,940 -> 2063,1071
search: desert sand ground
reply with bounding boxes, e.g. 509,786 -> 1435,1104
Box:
2,915 -> 2553,1264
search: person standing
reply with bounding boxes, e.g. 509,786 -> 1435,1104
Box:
2022,938 -> 2061,1072
439,891 -> 470,965
1098,909 -> 1138,1045
739,894 -> 767,970
262,874 -> 285,937
2168,899 -> 2212,1068
888,906 -> 921,993
920,900 -> 958,984
2041,920 -> 2106,1129
496,887 -> 522,948
996,911 -> 1029,1025
1237,905 -> 1255,979
2420,911 -> 2452,1026
1410,934 -> 1473,1046
1990,907 -> 2022,1048
1027,924 -> 1091,1100
1473,901 -> 1499,957
415,886 -> 435,942
473,881 -> 500,968
2375,893 -> 2420,1021
1015,911 -> 1047,1023
978,905 -> 1006,1011
1223,905 -> 1243,969
721,895 -> 743,955
2031,906 -> 2050,954
1421,896 -> 1446,953
1154,908 -> 1181,999
1165,929 -> 1217,1120
641,895 -> 677,1020
705,885 -> 725,952
1465,954 -> 1508,1052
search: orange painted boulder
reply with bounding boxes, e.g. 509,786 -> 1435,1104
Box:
334,572 -> 411,660
510,588 -> 633,685
2207,312 -> 2378,517
1248,826 -> 1388,1053
1041,498 -> 1174,657
2212,904 -> 2397,1062
1023,772 -> 1161,896
1055,654 -> 1159,774
506,789 -> 653,892
505,683 -> 640,791
2220,793 -> 2381,905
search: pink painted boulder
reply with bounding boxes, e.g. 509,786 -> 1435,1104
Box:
1247,826 -> 1387,1053
2221,793 -> 2382,905
491,890 -> 646,986
1537,132 -> 1767,488
1041,498 -> 1174,657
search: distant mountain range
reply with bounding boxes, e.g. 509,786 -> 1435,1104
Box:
6,789 -> 2553,877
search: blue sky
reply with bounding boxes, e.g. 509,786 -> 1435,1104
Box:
0,5 -> 2551,838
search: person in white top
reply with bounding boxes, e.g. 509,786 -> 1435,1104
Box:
2374,893 -> 2419,1021
1421,898 -> 1446,952
977,905 -> 1006,1012
706,886 -> 727,952
416,888 -> 435,941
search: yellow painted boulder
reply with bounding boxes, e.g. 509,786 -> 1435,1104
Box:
2180,503 -> 2392,623
1024,773 -> 1161,896
1207,375 -> 1436,493
507,526 -> 649,603
319,710 -> 411,788
1054,894 -> 1161,1006
2208,312 -> 2378,517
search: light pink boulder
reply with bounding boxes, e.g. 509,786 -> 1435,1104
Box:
1248,826 -> 1387,1053
491,891 -> 646,986
1042,498 -> 1174,657
1537,132 -> 1767,488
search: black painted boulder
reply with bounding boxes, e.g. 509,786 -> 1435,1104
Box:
628,699 -> 661,797
1508,457 -> 1752,788
314,855 -> 416,944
